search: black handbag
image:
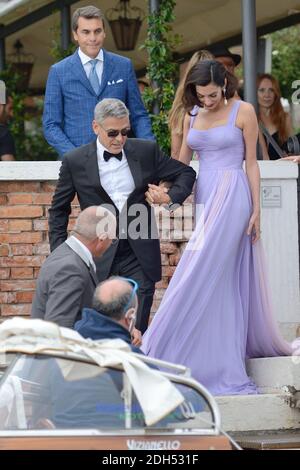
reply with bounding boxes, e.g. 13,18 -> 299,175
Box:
286,134 -> 300,156
259,125 -> 287,158
260,124 -> 300,158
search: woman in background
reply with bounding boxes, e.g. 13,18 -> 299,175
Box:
169,50 -> 213,159
257,74 -> 293,160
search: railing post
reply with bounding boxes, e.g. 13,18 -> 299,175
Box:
61,3 -> 71,52
242,0 -> 258,110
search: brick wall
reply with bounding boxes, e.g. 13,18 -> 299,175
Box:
0,181 -> 80,320
0,180 -> 193,322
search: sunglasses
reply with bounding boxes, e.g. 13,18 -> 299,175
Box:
122,278 -> 139,312
99,123 -> 131,138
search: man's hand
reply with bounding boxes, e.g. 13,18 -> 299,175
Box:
159,180 -> 172,190
131,328 -> 142,347
145,184 -> 171,205
280,155 -> 300,163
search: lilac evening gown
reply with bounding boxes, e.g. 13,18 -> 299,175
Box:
142,100 -> 295,396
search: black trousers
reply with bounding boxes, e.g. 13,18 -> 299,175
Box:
109,240 -> 155,334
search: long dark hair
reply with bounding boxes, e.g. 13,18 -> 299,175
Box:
182,60 -> 239,113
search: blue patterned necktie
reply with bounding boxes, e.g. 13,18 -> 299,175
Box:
89,59 -> 100,95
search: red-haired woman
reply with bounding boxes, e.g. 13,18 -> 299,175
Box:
257,74 -> 293,160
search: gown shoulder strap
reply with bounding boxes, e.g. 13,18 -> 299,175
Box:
189,105 -> 199,128
228,100 -> 242,127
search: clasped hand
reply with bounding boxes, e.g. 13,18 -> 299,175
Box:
145,183 -> 171,205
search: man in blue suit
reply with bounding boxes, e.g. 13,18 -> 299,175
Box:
43,5 -> 154,158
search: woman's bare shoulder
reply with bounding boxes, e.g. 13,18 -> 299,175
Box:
238,100 -> 256,114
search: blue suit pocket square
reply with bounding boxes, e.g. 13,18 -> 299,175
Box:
107,79 -> 124,85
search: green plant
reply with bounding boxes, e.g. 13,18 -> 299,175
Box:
142,0 -> 181,154
0,66 -> 57,161
23,101 -> 57,161
49,24 -> 76,61
270,25 -> 300,101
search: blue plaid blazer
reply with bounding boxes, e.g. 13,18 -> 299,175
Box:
43,49 -> 154,157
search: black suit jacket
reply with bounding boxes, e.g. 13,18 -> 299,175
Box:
48,139 -> 196,282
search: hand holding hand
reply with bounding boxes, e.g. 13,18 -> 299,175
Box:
145,184 -> 171,205
159,180 -> 172,190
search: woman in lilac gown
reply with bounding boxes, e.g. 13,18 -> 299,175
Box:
142,60 -> 295,395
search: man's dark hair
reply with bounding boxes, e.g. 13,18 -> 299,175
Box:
182,59 -> 238,112
92,278 -> 136,321
72,5 -> 105,32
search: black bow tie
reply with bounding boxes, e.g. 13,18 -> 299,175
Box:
103,150 -> 123,162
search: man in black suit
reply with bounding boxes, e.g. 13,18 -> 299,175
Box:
49,98 -> 196,333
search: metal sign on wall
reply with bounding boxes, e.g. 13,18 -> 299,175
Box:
261,186 -> 282,208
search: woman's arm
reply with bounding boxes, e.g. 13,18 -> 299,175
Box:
1,154 -> 15,161
171,131 -> 183,160
240,102 -> 261,243
178,113 -> 193,165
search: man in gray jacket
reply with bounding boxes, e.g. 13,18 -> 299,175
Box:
31,205 -> 116,328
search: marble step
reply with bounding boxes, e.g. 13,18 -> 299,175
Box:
215,357 -> 300,432
246,356 -> 300,394
216,392 -> 300,432
233,431 -> 300,450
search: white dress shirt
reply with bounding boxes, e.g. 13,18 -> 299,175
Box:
78,48 -> 104,86
96,139 -> 136,212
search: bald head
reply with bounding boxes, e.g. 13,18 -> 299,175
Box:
92,277 -> 137,321
73,205 -> 116,241
98,278 -> 132,303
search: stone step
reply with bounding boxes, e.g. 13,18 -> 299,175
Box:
215,356 -> 300,433
216,393 -> 300,432
233,431 -> 300,450
246,356 -> 300,394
